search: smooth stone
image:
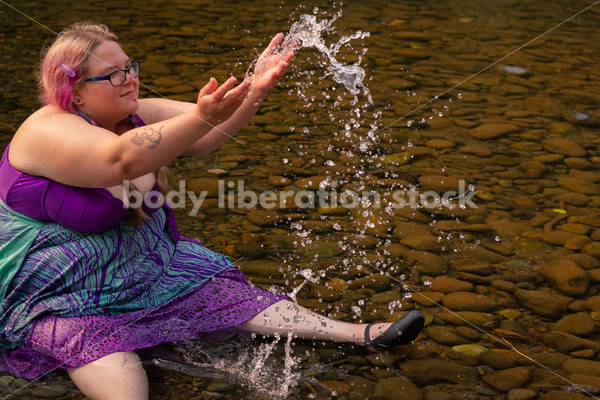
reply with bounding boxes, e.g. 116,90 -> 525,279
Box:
507,388 -> 539,400
536,259 -> 590,297
513,288 -> 572,319
294,175 -> 334,190
30,385 -> 69,398
461,144 -> 493,157
479,349 -> 518,369
534,153 -> 565,163
401,236 -> 444,253
371,291 -> 401,304
206,380 -> 235,392
233,242 -> 268,258
565,157 -> 594,170
268,175 -> 292,186
550,312 -> 598,336
452,344 -> 487,357
349,274 -> 392,292
540,392 -> 588,400
567,374 -> 600,394
343,375 -> 376,397
404,251 -> 449,276
454,263 -> 494,275
237,260 -> 284,279
469,123 -> 519,139
482,366 -> 534,392
542,138 -> 587,157
562,359 -> 600,377
418,175 -> 462,192
452,243 -> 505,263
344,233 -> 381,249
246,209 -> 282,226
188,177 -> 220,198
557,178 -> 600,195
539,230 -> 578,246
540,331 -> 600,353
295,220 -> 335,233
304,241 -> 345,258
399,360 -> 477,385
423,326 -> 470,345
425,139 -> 455,149
393,221 -> 433,239
207,168 -> 228,176
411,291 -> 445,306
582,242 -> 600,259
442,291 -> 497,312
372,377 -> 422,400
560,89 -> 600,105
560,222 -> 592,235
430,276 -> 474,294
436,311 -> 496,328
318,381 -> 350,396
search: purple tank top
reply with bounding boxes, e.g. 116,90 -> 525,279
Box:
0,113 -> 161,233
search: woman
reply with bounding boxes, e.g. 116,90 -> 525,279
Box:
0,21 -> 424,399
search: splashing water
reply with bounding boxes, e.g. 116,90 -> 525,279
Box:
282,12 -> 371,99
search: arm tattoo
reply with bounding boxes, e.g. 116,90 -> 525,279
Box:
131,126 -> 164,149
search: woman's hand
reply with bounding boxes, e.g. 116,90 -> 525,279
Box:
248,33 -> 295,98
194,77 -> 251,126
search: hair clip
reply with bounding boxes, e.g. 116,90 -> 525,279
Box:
61,63 -> 76,78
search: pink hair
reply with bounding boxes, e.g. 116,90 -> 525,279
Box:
38,21 -> 118,113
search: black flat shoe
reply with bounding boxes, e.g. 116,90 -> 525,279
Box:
364,310 -> 425,350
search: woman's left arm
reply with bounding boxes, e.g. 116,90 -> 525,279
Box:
138,33 -> 294,156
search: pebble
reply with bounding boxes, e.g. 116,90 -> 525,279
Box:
513,288 -> 572,319
542,138 -> 587,157
469,123 -> 519,140
442,292 -> 498,312
482,367 -> 534,392
423,326 -> 470,345
399,360 -> 478,385
507,388 -> 539,400
536,259 -> 590,297
430,276 -> 474,293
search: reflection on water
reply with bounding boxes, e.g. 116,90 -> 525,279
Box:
1,0 -> 600,399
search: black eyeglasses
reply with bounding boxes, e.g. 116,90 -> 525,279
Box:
83,61 -> 140,86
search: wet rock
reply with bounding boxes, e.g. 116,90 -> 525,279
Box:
564,236 -> 593,251
442,291 -> 497,312
542,138 -> 587,157
461,144 -> 493,157
344,233 -> 381,249
582,242 -> 600,259
206,380 -> 235,392
399,360 -> 477,385
404,251 -> 449,275
550,312 -> 597,336
344,375 -> 376,398
237,260 -> 284,279
507,388 -> 539,400
539,231 -> 578,246
371,291 -> 401,304
469,123 -> 519,140
430,276 -> 474,293
246,209 -> 283,226
452,243 -> 505,263
418,175 -> 462,192
454,263 -> 494,275
513,288 -> 572,319
562,254 -> 600,270
436,311 -> 496,328
393,221 -> 433,240
411,291 -> 445,306
567,374 -> 600,394
560,89 -> 600,105
557,178 -> 600,195
423,325 -> 470,345
349,274 -> 392,292
294,220 -> 335,233
401,236 -> 444,253
553,193 -> 590,206
479,349 -> 518,369
30,385 -> 69,398
536,259 -> 590,297
294,175 -> 334,190
233,242 -> 269,258
188,177 -> 221,198
268,175 -> 291,186
540,392 -> 588,400
304,241 -> 345,258
372,377 -> 422,400
562,358 -> 600,377
540,331 -> 600,353
425,139 -> 455,149
482,366 -> 534,392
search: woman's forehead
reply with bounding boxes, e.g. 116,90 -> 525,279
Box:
88,40 -> 129,74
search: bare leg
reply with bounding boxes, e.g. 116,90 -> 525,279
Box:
239,300 -> 393,344
68,351 -> 148,400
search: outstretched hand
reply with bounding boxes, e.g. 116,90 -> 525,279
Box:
248,33 -> 295,97
195,76 -> 251,125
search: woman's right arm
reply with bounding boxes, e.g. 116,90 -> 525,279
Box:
10,77 -> 250,188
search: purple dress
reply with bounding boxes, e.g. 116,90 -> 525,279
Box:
0,114 -> 286,379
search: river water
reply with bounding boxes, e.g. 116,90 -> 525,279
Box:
1,0 -> 600,399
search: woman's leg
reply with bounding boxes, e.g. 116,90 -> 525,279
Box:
239,300 -> 393,344
68,351 -> 148,400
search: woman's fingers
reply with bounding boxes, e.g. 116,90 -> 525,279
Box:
260,33 -> 284,59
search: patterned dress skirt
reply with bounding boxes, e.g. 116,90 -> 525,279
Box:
0,203 -> 286,379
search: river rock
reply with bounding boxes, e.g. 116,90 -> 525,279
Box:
479,349 -> 518,369
542,138 -> 587,157
469,123 -> 519,139
540,392 -> 588,400
304,241 -> 345,258
550,312 -> 597,336
401,236 -> 445,253
562,359 -> 600,377
400,360 -> 478,386
536,259 -> 590,297
507,388 -> 539,400
557,178 -> 600,195
343,375 -> 376,397
372,377 -> 422,400
188,177 -> 221,198
393,221 -> 433,239
404,251 -> 449,275
246,209 -> 283,226
344,233 -> 381,249
442,291 -> 497,312
436,311 -> 496,328
425,139 -> 455,149
294,175 -> 334,190
461,144 -> 493,157
349,274 -> 392,292
539,331 -> 600,353
482,366 -> 534,392
237,260 -> 284,279
582,242 -> 600,259
418,175 -> 462,192
562,254 -> 600,270
430,276 -> 474,293
423,326 -> 470,345
513,288 -> 572,319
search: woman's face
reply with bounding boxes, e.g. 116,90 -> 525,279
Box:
76,40 -> 140,127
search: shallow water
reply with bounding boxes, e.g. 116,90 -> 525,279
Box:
1,0 -> 600,399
